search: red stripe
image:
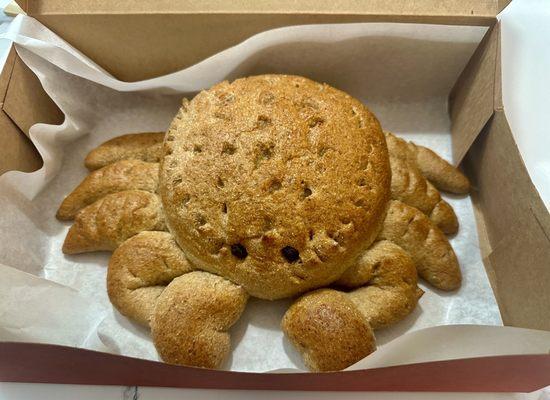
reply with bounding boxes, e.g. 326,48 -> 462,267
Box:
0,342 -> 549,392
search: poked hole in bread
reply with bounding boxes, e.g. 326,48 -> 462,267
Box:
172,176 -> 183,187
354,198 -> 366,208
221,142 -> 236,155
256,115 -> 272,129
327,230 -> 344,246
317,145 -> 332,157
258,90 -> 275,105
194,213 -> 207,228
268,179 -> 282,193
307,116 -> 325,128
340,217 -> 351,225
254,142 -> 275,168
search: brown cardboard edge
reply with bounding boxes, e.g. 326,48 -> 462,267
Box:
0,47 -> 63,176
1,342 -> 549,392
3,50 -> 63,137
28,0 -> 500,19
449,22 -> 499,164
31,12 -> 496,83
464,110 -> 550,330
0,47 -> 42,175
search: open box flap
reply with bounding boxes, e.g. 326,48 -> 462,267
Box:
447,2 -> 550,330
0,46 -> 43,175
449,23 -> 500,164
5,0 -> 507,163
22,0 -> 504,82
26,0 -> 510,15
464,110 -> 550,330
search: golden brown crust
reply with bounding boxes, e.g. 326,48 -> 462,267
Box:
413,144 -> 470,194
62,190 -> 167,254
337,240 -> 422,329
160,75 -> 391,300
386,133 -> 460,235
57,160 -> 159,220
151,271 -> 248,369
107,231 -> 193,326
389,156 -> 458,234
429,199 -> 458,235
385,132 -> 470,194
282,288 -> 376,372
84,132 -> 165,170
377,200 -> 461,290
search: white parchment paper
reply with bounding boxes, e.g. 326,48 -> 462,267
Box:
0,16 -> 514,372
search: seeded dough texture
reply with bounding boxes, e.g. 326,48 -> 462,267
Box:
389,156 -> 458,234
160,75 -> 391,299
62,190 -> 167,254
282,289 -> 376,372
57,160 -> 159,220
85,132 -> 165,170
107,231 -> 193,326
151,271 -> 248,369
377,200 -> 461,290
385,132 -> 470,194
337,240 -> 423,329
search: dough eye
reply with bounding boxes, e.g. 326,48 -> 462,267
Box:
230,244 -> 248,259
281,246 -> 300,263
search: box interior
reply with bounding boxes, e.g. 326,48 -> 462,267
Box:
1,0 -> 549,347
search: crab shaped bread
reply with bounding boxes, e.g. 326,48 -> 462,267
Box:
58,75 -> 469,371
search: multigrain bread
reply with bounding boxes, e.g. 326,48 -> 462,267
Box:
85,132 -> 165,170
385,132 -> 470,194
389,157 -> 458,234
377,200 -> 461,290
107,231 -> 193,326
151,271 -> 248,369
282,289 -> 376,372
337,240 -> 423,329
57,160 -> 159,220
62,190 -> 167,254
57,74 -> 469,372
160,75 -> 391,300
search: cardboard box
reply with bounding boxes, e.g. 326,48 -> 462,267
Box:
1,0 -> 549,392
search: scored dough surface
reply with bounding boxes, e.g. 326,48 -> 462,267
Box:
160,74 -> 391,299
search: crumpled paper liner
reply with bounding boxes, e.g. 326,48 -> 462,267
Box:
0,16 -> 514,372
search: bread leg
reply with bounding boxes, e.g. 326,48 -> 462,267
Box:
337,240 -> 423,329
385,132 -> 470,194
377,200 -> 461,290
85,132 -> 165,170
57,160 -> 159,220
283,240 -> 426,371
151,271 -> 248,369
62,190 -> 167,254
282,289 -> 376,372
107,231 -> 193,326
390,157 -> 458,234
429,198 -> 459,235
